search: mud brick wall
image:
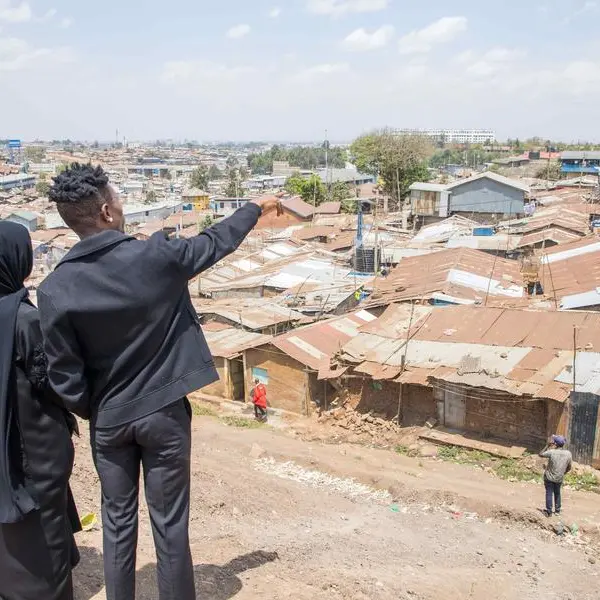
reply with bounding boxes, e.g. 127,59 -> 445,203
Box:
464,396 -> 547,446
401,384 -> 437,427
345,378 -> 401,419
244,346 -> 310,414
202,356 -> 227,398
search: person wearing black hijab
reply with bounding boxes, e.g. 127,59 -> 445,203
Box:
0,221 -> 81,600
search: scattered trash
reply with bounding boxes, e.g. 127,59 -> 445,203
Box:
571,523 -> 579,536
80,512 -> 98,532
554,521 -> 565,536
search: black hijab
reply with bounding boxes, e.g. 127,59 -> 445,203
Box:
0,221 -> 38,523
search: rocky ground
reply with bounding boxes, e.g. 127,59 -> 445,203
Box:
70,404 -> 600,600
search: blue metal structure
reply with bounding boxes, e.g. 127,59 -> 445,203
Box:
560,151 -> 600,174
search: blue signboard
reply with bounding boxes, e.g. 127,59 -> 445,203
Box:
7,140 -> 21,149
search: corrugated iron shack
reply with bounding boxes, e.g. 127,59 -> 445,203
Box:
244,310 -> 376,414
327,305 -> 600,452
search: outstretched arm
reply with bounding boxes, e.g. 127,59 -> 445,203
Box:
166,197 -> 282,279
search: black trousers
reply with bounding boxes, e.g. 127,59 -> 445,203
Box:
91,399 -> 194,600
545,478 -> 562,514
254,405 -> 267,421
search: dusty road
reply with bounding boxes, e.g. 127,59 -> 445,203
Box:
71,412 -> 600,600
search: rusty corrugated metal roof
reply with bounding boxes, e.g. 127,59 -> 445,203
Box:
269,310 -> 377,370
359,303 -> 432,338
196,298 -> 304,330
395,367 -> 431,385
355,361 -> 403,380
364,248 -> 525,308
517,228 -> 582,249
204,328 -> 271,359
412,306 -> 600,351
335,305 -> 597,401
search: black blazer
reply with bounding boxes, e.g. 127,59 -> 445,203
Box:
38,203 -> 260,428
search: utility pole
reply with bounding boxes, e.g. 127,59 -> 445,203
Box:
373,198 -> 379,274
573,325 -> 578,396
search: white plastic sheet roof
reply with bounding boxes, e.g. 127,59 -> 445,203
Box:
541,241 -> 600,264
447,268 -> 524,298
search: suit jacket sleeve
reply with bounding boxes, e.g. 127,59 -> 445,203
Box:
37,289 -> 91,420
166,203 -> 261,279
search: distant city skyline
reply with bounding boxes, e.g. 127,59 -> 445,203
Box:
1,0 -> 600,142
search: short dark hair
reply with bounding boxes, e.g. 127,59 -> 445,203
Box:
49,163 -> 113,232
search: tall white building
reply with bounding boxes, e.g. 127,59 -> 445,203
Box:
396,128 -> 496,144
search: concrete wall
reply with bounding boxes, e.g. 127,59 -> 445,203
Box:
450,178 -> 525,216
244,346 -> 311,414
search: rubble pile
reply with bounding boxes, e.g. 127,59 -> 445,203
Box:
318,405 -> 402,440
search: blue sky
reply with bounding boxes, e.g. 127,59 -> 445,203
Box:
1,0 -> 600,142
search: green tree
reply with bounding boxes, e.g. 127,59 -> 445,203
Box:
36,173 -> 50,196
351,129 -> 433,208
145,190 -> 157,204
340,197 -> 358,214
534,160 -> 562,181
224,169 -> 245,197
247,144 -> 347,175
285,174 -> 326,205
330,181 -> 351,203
24,146 -> 46,162
284,173 -> 305,196
208,165 -> 222,180
200,214 -> 214,230
190,165 -> 209,190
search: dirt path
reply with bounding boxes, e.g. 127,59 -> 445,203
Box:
71,415 -> 600,600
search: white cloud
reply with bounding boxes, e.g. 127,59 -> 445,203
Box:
226,24 -> 251,39
60,16 -> 73,28
0,1 -> 32,23
0,36 -> 72,71
578,0 -> 597,13
342,25 -> 394,51
268,7 -> 281,18
564,1 -> 597,23
161,60 -> 256,86
398,16 -> 468,55
307,0 -> 389,17
459,47 -> 526,77
289,62 -> 350,83
42,7 -> 57,20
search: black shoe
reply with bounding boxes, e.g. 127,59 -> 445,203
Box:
555,510 -> 561,515
545,510 -> 553,517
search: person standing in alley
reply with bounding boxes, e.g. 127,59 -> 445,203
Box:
539,435 -> 572,517
37,163 -> 281,600
252,378 -> 268,422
